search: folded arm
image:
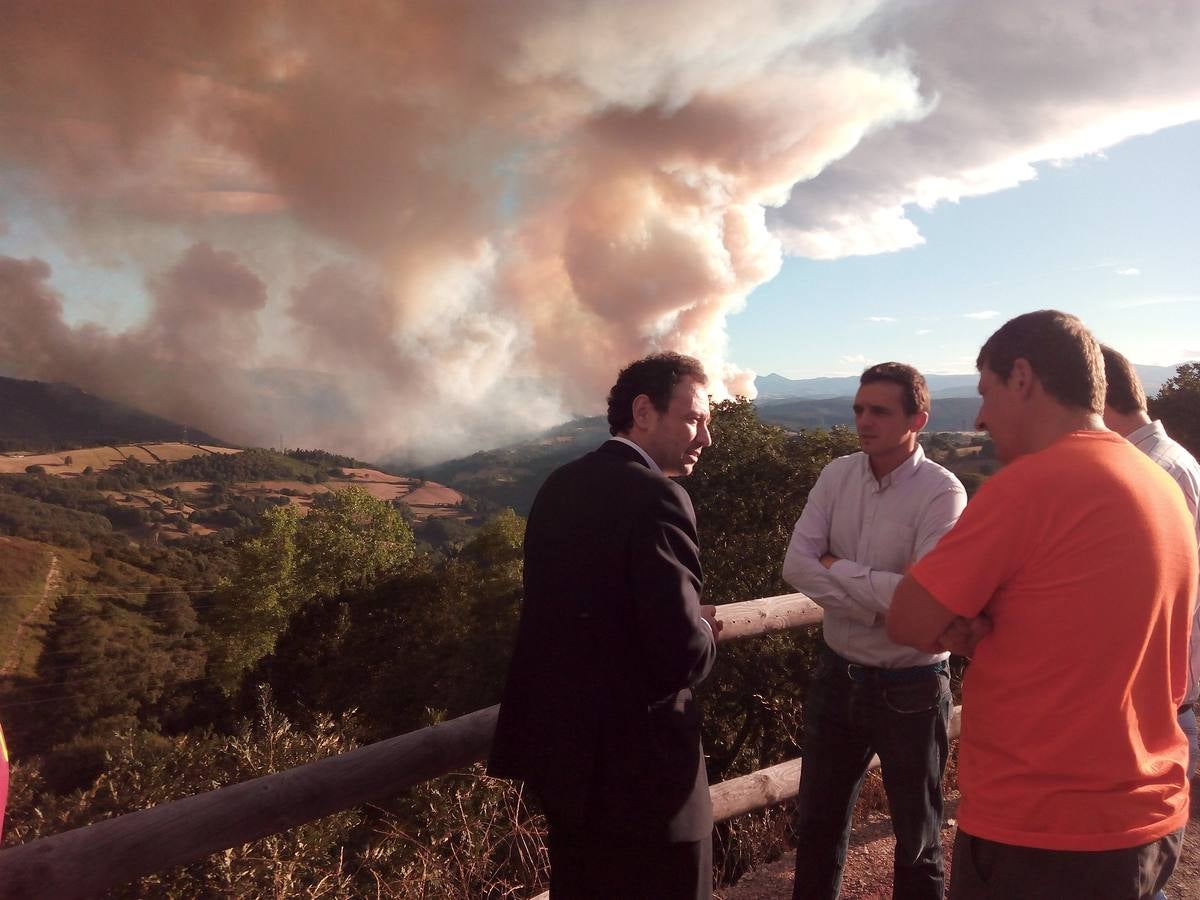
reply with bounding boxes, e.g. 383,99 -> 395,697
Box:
782,473 -> 877,627
888,573 -> 991,656
824,486 -> 967,617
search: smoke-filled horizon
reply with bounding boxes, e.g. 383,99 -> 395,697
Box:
1,1 -> 1198,464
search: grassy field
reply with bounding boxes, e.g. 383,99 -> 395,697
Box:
0,443 -> 240,475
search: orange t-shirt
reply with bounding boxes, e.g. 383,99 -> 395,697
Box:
911,431 -> 1195,851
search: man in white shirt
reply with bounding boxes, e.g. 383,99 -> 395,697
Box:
1102,345 -> 1200,783
783,362 -> 966,900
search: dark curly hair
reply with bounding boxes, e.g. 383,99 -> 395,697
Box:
607,352 -> 708,436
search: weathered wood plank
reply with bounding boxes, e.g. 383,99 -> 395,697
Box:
714,593 -> 824,643
711,705 -> 962,822
0,594 -> 823,898
0,705 -> 500,900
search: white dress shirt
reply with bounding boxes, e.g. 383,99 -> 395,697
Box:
1128,420 -> 1200,703
609,435 -> 661,474
783,445 -> 966,667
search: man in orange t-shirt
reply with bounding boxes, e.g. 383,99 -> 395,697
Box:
888,311 -> 1195,900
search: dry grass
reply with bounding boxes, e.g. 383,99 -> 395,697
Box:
0,443 -> 238,475
0,537 -> 55,656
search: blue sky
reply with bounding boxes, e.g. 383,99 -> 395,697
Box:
732,121 -> 1200,379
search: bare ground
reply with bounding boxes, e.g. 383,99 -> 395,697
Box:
0,553 -> 59,678
722,782 -> 1200,900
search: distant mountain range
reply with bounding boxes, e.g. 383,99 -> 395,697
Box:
4,359 -> 1186,512
417,416 -> 612,515
419,361 -> 1186,515
754,363 -> 1182,401
418,395 -> 988,515
755,371 -> 978,400
759,395 -> 982,432
0,376 -> 224,451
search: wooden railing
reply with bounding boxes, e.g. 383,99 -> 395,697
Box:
0,593 -> 957,899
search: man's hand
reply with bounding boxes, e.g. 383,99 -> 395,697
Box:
700,604 -> 724,641
819,553 -> 841,570
936,615 -> 992,657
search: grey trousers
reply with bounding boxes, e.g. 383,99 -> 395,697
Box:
948,827 -> 1184,900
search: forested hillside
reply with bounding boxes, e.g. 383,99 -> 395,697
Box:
0,376 -> 223,452
1,366 -> 1196,898
0,400 -> 860,895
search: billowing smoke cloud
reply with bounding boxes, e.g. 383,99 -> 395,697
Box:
0,243 -> 277,443
0,1 -> 1197,462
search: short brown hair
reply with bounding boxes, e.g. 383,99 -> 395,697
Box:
860,362 -> 929,415
976,310 -> 1104,413
607,352 -> 707,435
1100,345 -> 1147,415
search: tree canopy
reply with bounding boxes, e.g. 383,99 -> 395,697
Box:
207,486 -> 416,692
1150,361 -> 1200,458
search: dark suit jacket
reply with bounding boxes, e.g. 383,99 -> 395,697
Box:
488,440 -> 717,842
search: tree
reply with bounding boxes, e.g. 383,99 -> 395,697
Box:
208,487 -> 416,693
1150,362 -> 1200,458
258,509 -> 525,739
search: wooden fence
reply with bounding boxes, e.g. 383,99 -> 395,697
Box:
0,593 -> 957,899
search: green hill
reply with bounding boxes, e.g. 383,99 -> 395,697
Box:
0,376 -> 224,452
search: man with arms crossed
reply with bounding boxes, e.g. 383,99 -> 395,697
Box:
489,352 -> 722,900
1102,344 -> 1200,782
889,311 -> 1195,899
783,362 -> 966,900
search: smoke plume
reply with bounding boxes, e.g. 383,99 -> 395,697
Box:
1,0 -> 1197,461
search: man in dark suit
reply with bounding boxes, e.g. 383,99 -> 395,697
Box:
489,352 -> 722,899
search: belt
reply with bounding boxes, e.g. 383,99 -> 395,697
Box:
1180,700 -> 1197,716
823,647 -> 948,684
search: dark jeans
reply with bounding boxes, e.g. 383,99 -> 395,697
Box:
949,828 -> 1184,900
792,647 -> 951,900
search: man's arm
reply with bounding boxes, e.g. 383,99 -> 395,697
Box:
630,481 -> 718,696
888,573 -> 991,656
782,468 -> 877,626
823,485 -> 967,618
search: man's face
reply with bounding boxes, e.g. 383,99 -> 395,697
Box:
852,381 -> 921,460
640,377 -> 712,476
975,364 -> 1023,463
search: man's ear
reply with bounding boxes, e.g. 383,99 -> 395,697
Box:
1011,358 -> 1036,398
911,410 -> 930,433
631,393 -> 656,430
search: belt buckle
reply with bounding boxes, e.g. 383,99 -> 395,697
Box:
846,662 -> 869,682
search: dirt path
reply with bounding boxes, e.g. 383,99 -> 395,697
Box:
1,553 -> 60,677
722,784 -> 1200,900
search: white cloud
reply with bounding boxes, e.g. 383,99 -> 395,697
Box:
916,328 -> 933,335
963,310 -> 1001,320
842,353 -> 868,365
1115,267 -> 1141,276
866,315 -> 897,323
774,3 -> 1200,259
